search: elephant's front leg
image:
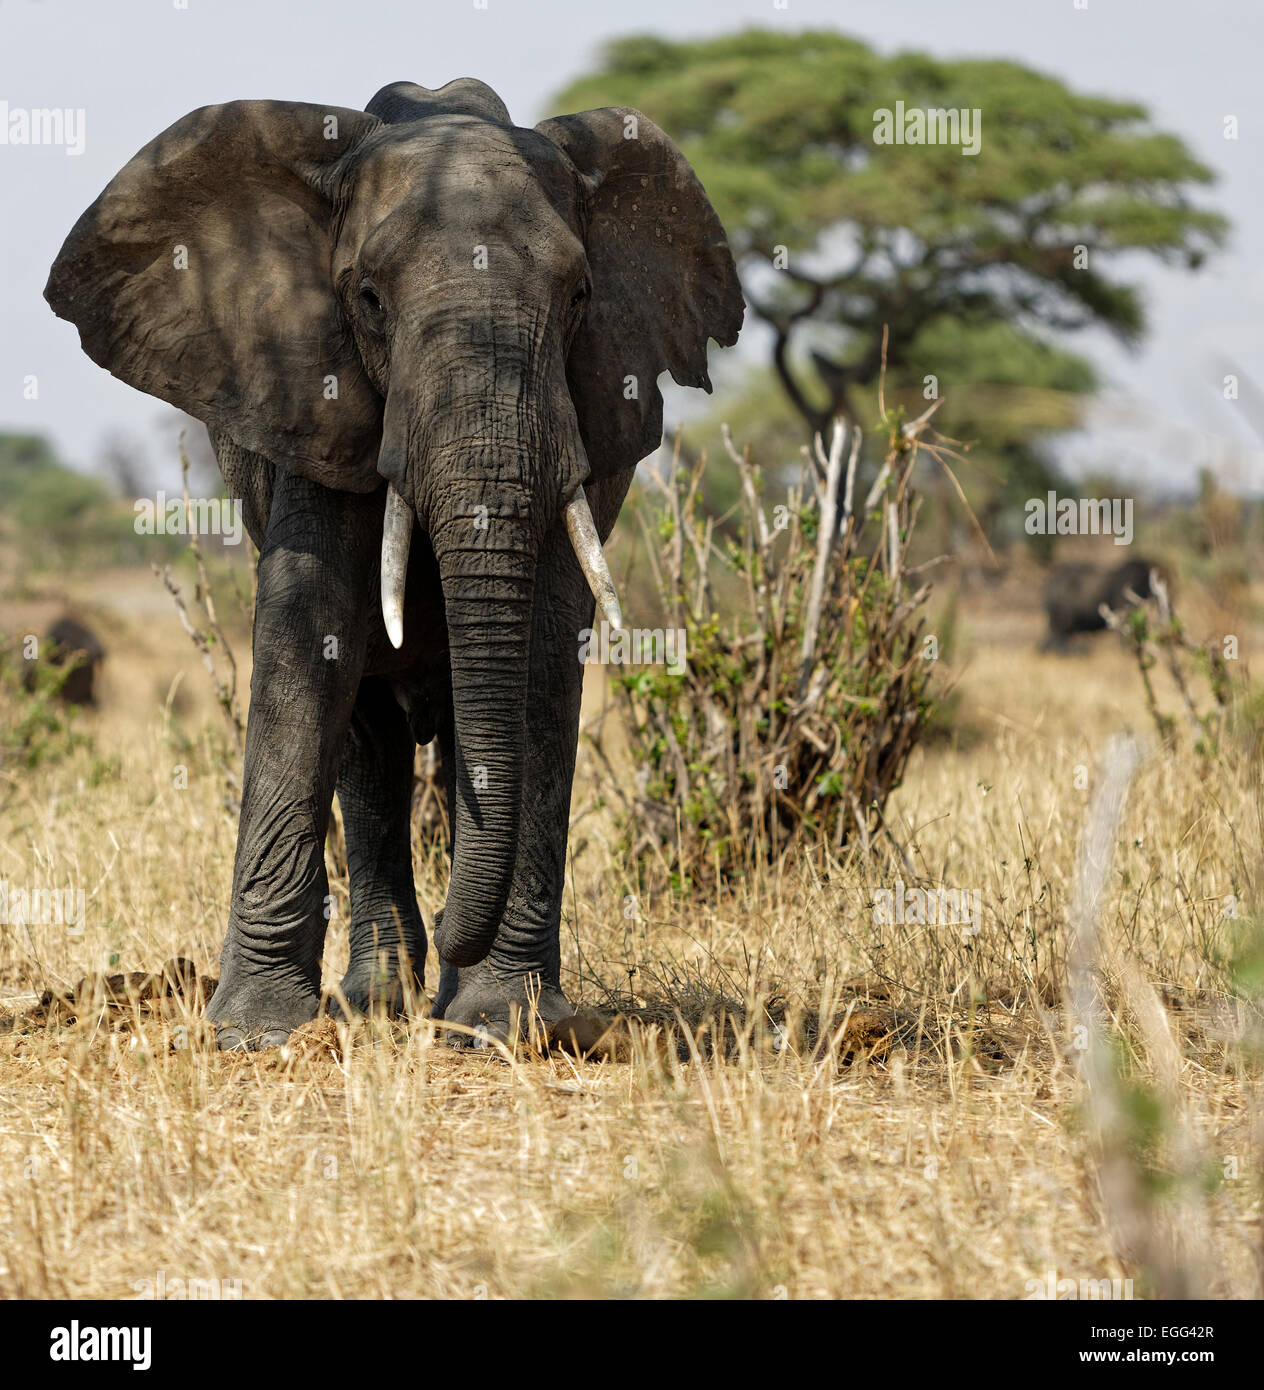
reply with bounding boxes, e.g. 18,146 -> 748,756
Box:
434,469 -> 635,1043
207,472 -> 379,1050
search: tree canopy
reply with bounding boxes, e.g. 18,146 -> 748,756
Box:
553,30 -> 1227,447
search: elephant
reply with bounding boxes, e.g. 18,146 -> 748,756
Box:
1041,557 -> 1162,649
45,77 -> 743,1050
24,615 -> 105,705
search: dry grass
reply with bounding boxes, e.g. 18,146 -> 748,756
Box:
0,559 -> 1260,1300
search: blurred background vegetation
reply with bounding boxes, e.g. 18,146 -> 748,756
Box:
554,29 -> 1248,564
0,418 -> 232,579
2,27 -> 1260,598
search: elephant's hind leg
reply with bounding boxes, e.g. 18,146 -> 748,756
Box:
334,677 -> 427,1017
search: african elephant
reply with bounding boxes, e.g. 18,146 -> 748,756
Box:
1041,557 -> 1162,649
46,78 -> 743,1049
24,615 -> 105,705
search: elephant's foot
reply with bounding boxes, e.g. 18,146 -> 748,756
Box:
204,967 -> 320,1052
433,959 -> 572,1049
333,910 -> 427,1019
335,948 -> 426,1020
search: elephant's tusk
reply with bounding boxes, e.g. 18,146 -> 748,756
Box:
380,485 -> 412,649
564,486 -> 623,632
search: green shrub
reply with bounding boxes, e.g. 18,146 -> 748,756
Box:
596,412 -> 944,894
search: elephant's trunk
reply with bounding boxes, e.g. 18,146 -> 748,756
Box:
376,336 -> 617,970
430,512 -> 536,967
381,365 -> 549,969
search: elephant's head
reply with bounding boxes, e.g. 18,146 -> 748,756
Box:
46,78 -> 743,966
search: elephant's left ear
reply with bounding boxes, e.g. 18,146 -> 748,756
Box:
535,108 -> 744,483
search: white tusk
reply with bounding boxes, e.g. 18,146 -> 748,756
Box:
564,486 -> 623,632
380,485 -> 412,649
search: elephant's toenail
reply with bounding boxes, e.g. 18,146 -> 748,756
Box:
217,1027 -> 250,1052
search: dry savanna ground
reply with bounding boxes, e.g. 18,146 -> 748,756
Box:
0,550 -> 1261,1300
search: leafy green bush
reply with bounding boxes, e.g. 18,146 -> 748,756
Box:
594,412 -> 945,893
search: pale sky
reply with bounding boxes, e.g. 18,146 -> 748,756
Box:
3,0 -> 1262,495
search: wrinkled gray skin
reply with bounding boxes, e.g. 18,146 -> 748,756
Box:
46,79 -> 743,1049
1041,557 -> 1160,650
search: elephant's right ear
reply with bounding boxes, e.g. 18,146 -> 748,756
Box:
45,101 -> 385,491
535,108 -> 743,488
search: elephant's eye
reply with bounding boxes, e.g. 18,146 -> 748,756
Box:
360,282 -> 384,316
570,280 -> 591,310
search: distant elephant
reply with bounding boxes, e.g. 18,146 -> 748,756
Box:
46,79 -> 743,1049
1041,557 -> 1162,649
24,616 -> 105,705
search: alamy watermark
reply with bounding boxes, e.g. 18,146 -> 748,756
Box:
1025,490 -> 1133,546
132,1269 -> 244,1300
50,1323 -> 150,1370
0,102 -> 86,156
0,880 -> 85,936
1026,1269 -> 1134,1300
873,101 -> 982,156
134,491 -> 244,545
872,880 -> 981,934
579,622 -> 687,676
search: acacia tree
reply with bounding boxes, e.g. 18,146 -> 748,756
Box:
553,30 -> 1226,442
